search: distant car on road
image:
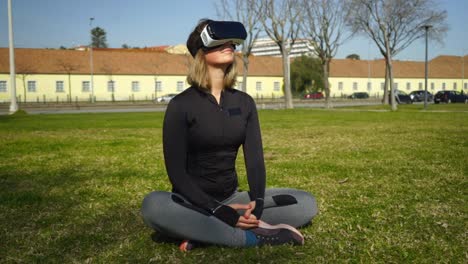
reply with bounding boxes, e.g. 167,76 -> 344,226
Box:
155,93 -> 177,103
389,90 -> 412,104
348,92 -> 369,99
304,92 -> 324,99
434,90 -> 468,104
409,90 -> 433,102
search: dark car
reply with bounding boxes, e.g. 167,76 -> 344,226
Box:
389,90 -> 412,104
409,90 -> 433,102
304,92 -> 324,99
434,90 -> 468,104
348,92 -> 369,99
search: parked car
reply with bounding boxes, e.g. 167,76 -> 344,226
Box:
155,93 -> 177,102
434,90 -> 468,104
409,90 -> 433,102
389,90 -> 412,104
348,92 -> 369,99
304,92 -> 324,99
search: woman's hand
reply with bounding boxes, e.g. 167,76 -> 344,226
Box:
228,202 -> 259,229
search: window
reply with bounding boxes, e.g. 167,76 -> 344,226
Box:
56,81 -> 64,93
131,81 -> 140,92
442,82 -> 446,90
464,83 -> 467,89
27,81 -> 36,92
406,82 -> 411,91
82,81 -> 90,92
256,81 -> 262,91
381,82 -> 385,91
274,81 -> 280,91
393,83 -> 398,89
431,82 -> 435,90
338,82 -> 343,91
419,82 -> 423,89
353,82 -> 358,91
0,81 -> 6,92
155,81 -> 162,92
453,82 -> 457,90
367,82 -> 372,91
177,81 -> 184,91
108,81 -> 115,92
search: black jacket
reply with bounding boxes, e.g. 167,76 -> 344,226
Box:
163,86 -> 266,212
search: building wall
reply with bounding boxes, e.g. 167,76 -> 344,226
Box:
329,77 -> 468,97
0,73 -> 284,102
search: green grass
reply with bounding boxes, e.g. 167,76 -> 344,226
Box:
0,104 -> 467,263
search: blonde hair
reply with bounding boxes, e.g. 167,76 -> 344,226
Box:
186,49 -> 238,91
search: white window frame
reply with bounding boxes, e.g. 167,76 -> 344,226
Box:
464,83 -> 467,89
176,81 -> 184,92
453,82 -> 457,90
256,81 -> 262,91
237,82 -> 243,90
367,82 -> 372,91
431,82 -> 435,90
155,81 -> 162,92
82,81 -> 90,92
131,81 -> 140,92
442,82 -> 446,90
381,82 -> 385,91
338,82 -> 343,91
352,82 -> 358,91
0,81 -> 7,92
27,80 -> 37,92
393,83 -> 399,90
56,81 -> 64,93
108,80 -> 115,92
406,82 -> 411,91
418,82 -> 423,89
274,81 -> 280,91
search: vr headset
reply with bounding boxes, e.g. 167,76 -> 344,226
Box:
200,21 -> 247,49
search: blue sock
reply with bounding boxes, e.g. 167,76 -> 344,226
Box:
244,230 -> 258,247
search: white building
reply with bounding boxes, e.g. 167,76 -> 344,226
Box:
251,38 -> 315,57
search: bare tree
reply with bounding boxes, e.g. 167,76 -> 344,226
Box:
100,63 -> 119,102
16,64 -> 35,102
57,60 -> 81,103
216,0 -> 262,93
255,0 -> 302,109
301,0 -> 351,108
347,0 -> 447,110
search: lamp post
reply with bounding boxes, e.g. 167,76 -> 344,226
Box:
89,17 -> 95,103
7,0 -> 18,113
423,25 -> 432,110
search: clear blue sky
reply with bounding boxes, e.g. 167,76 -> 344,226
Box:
0,0 -> 467,60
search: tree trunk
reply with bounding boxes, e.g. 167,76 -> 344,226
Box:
242,55 -> 249,93
281,43 -> 293,109
387,57 -> 397,111
382,66 -> 389,104
323,60 -> 332,109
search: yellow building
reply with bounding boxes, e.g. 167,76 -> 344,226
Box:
329,56 -> 468,97
0,48 -> 284,103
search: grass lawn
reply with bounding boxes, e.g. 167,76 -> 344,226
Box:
0,104 -> 467,263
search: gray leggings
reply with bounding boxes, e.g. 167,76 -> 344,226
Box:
141,188 -> 318,247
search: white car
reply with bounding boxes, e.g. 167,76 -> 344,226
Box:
155,93 -> 177,102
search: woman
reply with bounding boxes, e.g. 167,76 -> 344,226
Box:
141,19 -> 318,250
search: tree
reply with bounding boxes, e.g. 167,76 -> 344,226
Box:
347,0 -> 447,110
254,0 -> 302,109
121,44 -> 130,49
16,64 -> 35,102
91,27 -> 108,48
57,60 -> 81,102
346,54 -> 360,60
216,0 -> 262,93
291,55 -> 323,94
301,0 -> 351,108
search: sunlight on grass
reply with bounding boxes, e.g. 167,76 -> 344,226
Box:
0,104 -> 467,263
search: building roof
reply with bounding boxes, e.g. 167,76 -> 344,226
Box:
0,48 -> 283,77
330,55 -> 468,79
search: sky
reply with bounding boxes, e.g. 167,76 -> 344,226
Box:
0,0 -> 467,61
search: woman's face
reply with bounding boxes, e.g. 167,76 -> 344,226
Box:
203,42 -> 235,67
